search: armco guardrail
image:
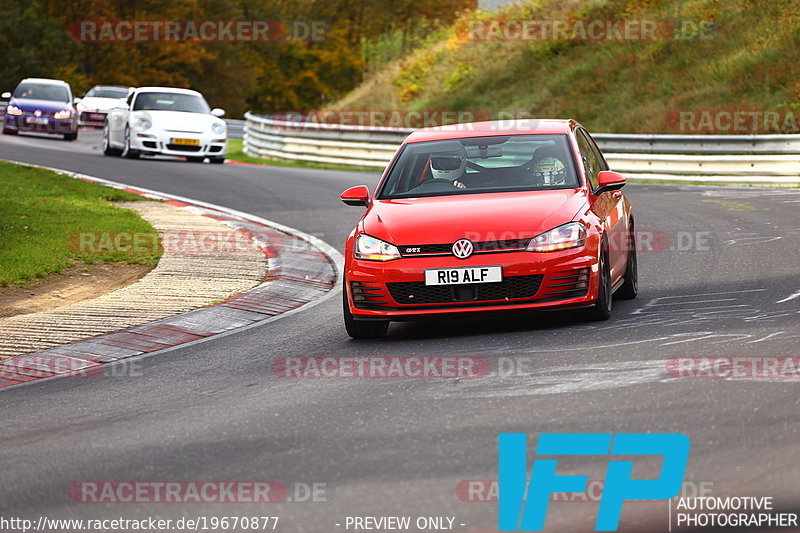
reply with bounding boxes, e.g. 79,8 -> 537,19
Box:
225,119 -> 244,139
244,112 -> 408,168
243,113 -> 800,185
593,133 -> 800,185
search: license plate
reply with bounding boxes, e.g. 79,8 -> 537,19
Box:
424,266 -> 502,286
171,138 -> 200,146
26,117 -> 49,125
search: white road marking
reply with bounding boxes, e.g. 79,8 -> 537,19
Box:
777,290 -> 800,304
648,298 -> 738,306
643,289 -> 766,300
437,360 -> 669,398
748,332 -> 784,343
724,236 -> 782,246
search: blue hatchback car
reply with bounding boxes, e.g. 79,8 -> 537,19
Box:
2,78 -> 79,141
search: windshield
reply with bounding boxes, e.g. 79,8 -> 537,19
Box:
378,134 -> 579,199
13,83 -> 69,102
132,92 -> 211,113
85,87 -> 129,99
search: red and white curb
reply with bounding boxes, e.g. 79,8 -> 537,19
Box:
0,163 -> 344,389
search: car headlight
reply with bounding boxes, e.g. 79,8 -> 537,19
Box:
54,110 -> 72,119
211,122 -> 225,135
354,234 -> 401,261
526,222 -> 587,252
6,105 -> 23,116
134,116 -> 152,130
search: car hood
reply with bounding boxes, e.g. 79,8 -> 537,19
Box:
363,189 -> 587,245
10,98 -> 73,113
78,97 -> 126,112
134,110 -> 221,132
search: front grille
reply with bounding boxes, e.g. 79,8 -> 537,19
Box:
351,281 -> 390,309
166,143 -> 202,152
539,268 -> 590,301
400,238 -> 529,257
386,275 -> 543,305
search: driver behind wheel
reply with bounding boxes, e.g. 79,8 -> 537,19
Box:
533,154 -> 567,185
430,147 -> 467,189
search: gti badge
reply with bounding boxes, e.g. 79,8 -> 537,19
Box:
452,238 -> 474,259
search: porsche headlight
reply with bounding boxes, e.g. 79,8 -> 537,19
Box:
211,122 -> 225,135
54,110 -> 72,119
354,234 -> 401,261
6,105 -> 23,116
526,222 -> 587,252
134,116 -> 151,130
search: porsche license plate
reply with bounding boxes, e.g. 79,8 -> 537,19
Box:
424,266 -> 502,286
171,138 -> 200,146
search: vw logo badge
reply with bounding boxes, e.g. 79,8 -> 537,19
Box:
34,110 -> 42,117
452,238 -> 474,259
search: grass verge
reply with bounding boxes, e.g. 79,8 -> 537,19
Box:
225,139 -> 378,172
0,162 -> 161,287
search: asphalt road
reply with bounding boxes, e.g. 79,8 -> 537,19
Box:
1,130 -> 799,532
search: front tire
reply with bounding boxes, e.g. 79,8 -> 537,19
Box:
121,127 -> 139,159
615,223 -> 638,300
585,238 -> 612,321
343,286 -> 389,339
210,157 -> 225,164
102,122 -> 121,156
2,128 -> 18,135
63,131 -> 78,141
187,156 -> 205,163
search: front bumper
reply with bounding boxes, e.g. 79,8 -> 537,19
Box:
345,247 -> 600,320
128,130 -> 227,158
3,113 -> 77,134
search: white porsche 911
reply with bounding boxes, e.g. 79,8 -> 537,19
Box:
102,86 -> 227,163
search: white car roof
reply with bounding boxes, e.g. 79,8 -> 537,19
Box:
20,78 -> 70,86
90,85 -> 133,90
134,87 -> 202,97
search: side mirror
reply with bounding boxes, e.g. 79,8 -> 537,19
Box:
595,170 -> 627,195
211,108 -> 225,117
341,185 -> 370,207
1,92 -> 11,99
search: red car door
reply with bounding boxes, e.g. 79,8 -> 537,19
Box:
576,128 -> 628,283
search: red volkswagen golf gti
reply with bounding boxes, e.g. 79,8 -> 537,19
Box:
340,119 -> 637,338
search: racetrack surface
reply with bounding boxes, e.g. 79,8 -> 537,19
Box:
1,130 -> 799,532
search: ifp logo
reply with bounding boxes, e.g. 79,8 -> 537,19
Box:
498,433 -> 690,531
